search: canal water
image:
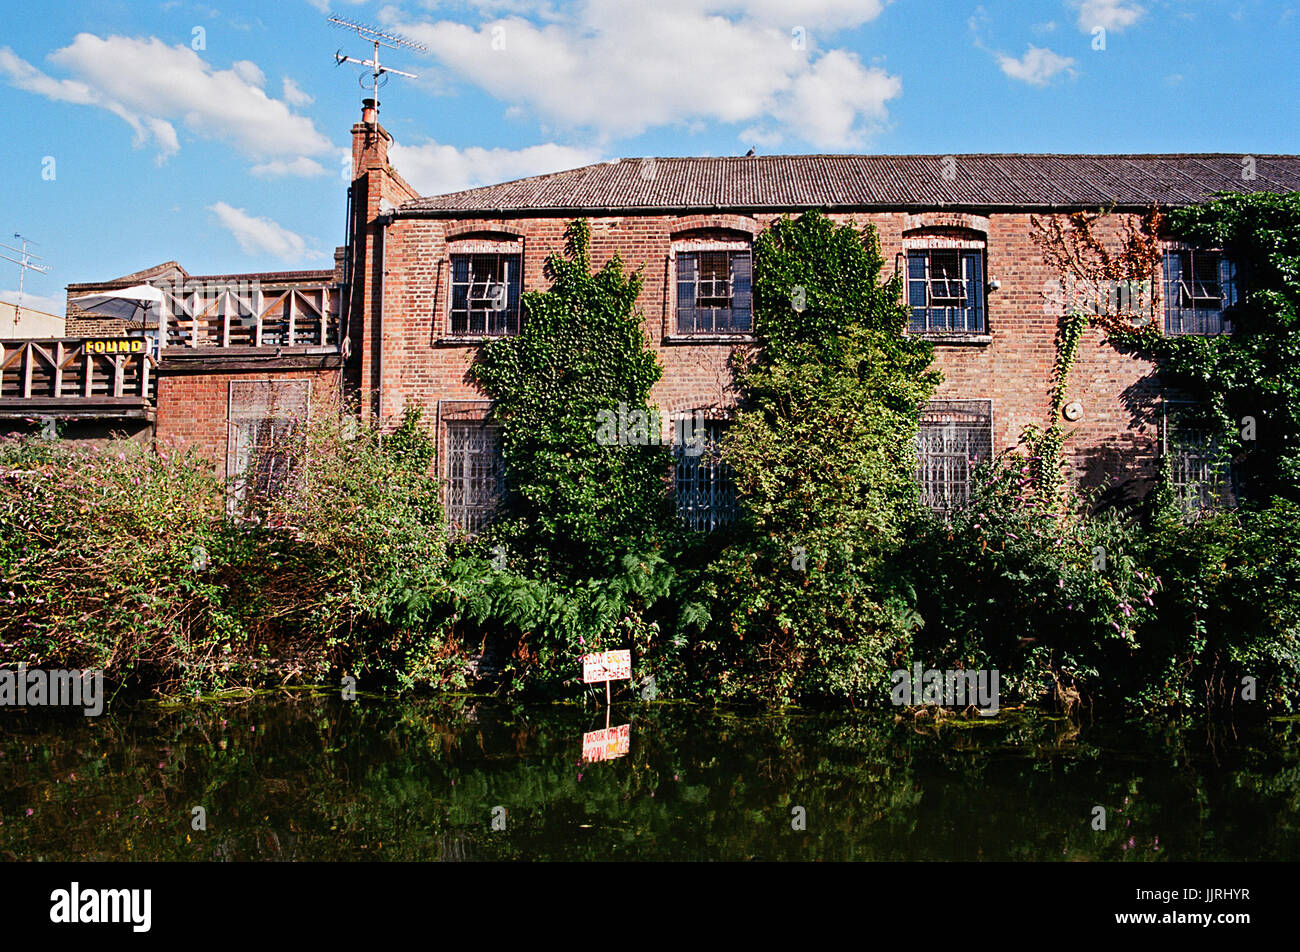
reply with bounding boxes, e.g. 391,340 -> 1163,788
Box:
2,696 -> 1298,861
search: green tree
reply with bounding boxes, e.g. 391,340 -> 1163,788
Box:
473,219 -> 676,579
683,211 -> 941,704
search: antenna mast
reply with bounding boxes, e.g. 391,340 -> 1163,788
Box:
0,234 -> 51,325
328,16 -> 427,118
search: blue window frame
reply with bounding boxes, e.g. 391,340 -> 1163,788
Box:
1163,249 -> 1237,336
676,249 -> 752,335
449,253 -> 522,336
908,249 -> 985,335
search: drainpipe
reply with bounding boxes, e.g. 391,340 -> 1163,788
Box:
375,214 -> 387,425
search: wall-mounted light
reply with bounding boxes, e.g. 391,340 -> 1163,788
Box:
987,277 -> 1001,291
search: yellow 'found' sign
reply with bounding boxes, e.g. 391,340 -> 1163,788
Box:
85,339 -> 147,354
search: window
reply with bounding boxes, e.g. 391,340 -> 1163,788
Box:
449,253 -> 522,336
1163,248 -> 1238,336
443,416 -> 506,535
226,380 -> 310,513
674,416 -> 737,530
908,249 -> 985,335
1162,402 -> 1236,511
676,249 -> 752,335
916,400 -> 993,512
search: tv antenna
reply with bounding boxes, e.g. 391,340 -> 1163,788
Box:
0,234 -> 51,324
329,16 -> 427,117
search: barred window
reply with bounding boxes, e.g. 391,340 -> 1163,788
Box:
674,416 -> 737,531
226,380 -> 310,513
1163,249 -> 1237,336
450,253 -> 522,336
917,400 -> 993,512
908,250 -> 985,334
443,416 -> 506,535
1162,402 -> 1236,511
676,250 -> 752,335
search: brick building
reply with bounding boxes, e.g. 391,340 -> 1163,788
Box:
31,101 -> 1300,524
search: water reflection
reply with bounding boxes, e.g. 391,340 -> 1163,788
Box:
1,697 -> 1297,861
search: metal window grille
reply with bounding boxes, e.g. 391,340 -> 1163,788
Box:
676,250 -> 752,334
674,417 -> 738,531
1164,249 -> 1237,336
226,380 -> 310,512
1161,402 -> 1235,511
916,400 -> 993,512
908,250 -> 985,334
450,253 -> 522,336
444,419 -> 506,535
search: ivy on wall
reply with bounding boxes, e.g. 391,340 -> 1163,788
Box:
681,211 -> 941,704
472,219 -> 675,577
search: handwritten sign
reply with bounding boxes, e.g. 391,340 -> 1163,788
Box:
582,723 -> 631,763
581,649 -> 631,684
85,338 -> 147,355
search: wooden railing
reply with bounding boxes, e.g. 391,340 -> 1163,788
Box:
0,338 -> 155,411
160,282 -> 341,353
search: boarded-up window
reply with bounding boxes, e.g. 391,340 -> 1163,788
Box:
226,379 -> 310,511
441,403 -> 506,535
674,416 -> 737,531
917,400 -> 993,512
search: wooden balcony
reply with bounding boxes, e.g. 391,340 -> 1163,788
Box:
0,279 -> 343,420
160,282 -> 341,356
0,338 -> 154,419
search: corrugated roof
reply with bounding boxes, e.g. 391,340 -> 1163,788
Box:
398,153 -> 1300,216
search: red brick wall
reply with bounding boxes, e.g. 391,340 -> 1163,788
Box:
366,207 -> 1162,487
155,368 -> 342,475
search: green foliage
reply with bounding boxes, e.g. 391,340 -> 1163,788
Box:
1133,500 -> 1300,712
473,219 -> 675,578
0,405 -> 464,696
1116,192 -> 1300,501
905,451 -> 1158,708
458,219 -> 680,695
681,211 -> 941,704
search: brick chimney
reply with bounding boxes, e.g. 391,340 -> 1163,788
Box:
345,98 -> 420,422
350,98 -> 389,180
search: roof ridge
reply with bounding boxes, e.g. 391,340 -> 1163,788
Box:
397,153 -> 1300,214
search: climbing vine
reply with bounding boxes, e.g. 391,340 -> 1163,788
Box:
680,210 -> 941,704
1029,207 -> 1165,503
473,218 -> 676,579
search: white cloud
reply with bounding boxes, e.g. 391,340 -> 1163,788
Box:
997,45 -> 1077,85
389,140 -> 602,195
1070,0 -> 1144,32
749,49 -> 899,149
208,202 -> 324,263
382,0 -> 899,149
250,156 -> 328,177
282,76 -> 313,107
0,289 -> 66,317
230,59 -> 265,88
0,36 -> 331,171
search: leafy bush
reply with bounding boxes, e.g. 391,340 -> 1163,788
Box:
1133,497 -> 1300,712
904,445 -> 1158,710
676,211 -> 940,705
0,403 -> 464,695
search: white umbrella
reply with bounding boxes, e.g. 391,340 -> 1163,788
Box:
69,284 -> 164,327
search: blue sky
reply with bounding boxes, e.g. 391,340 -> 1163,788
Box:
3,0 -> 1298,316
